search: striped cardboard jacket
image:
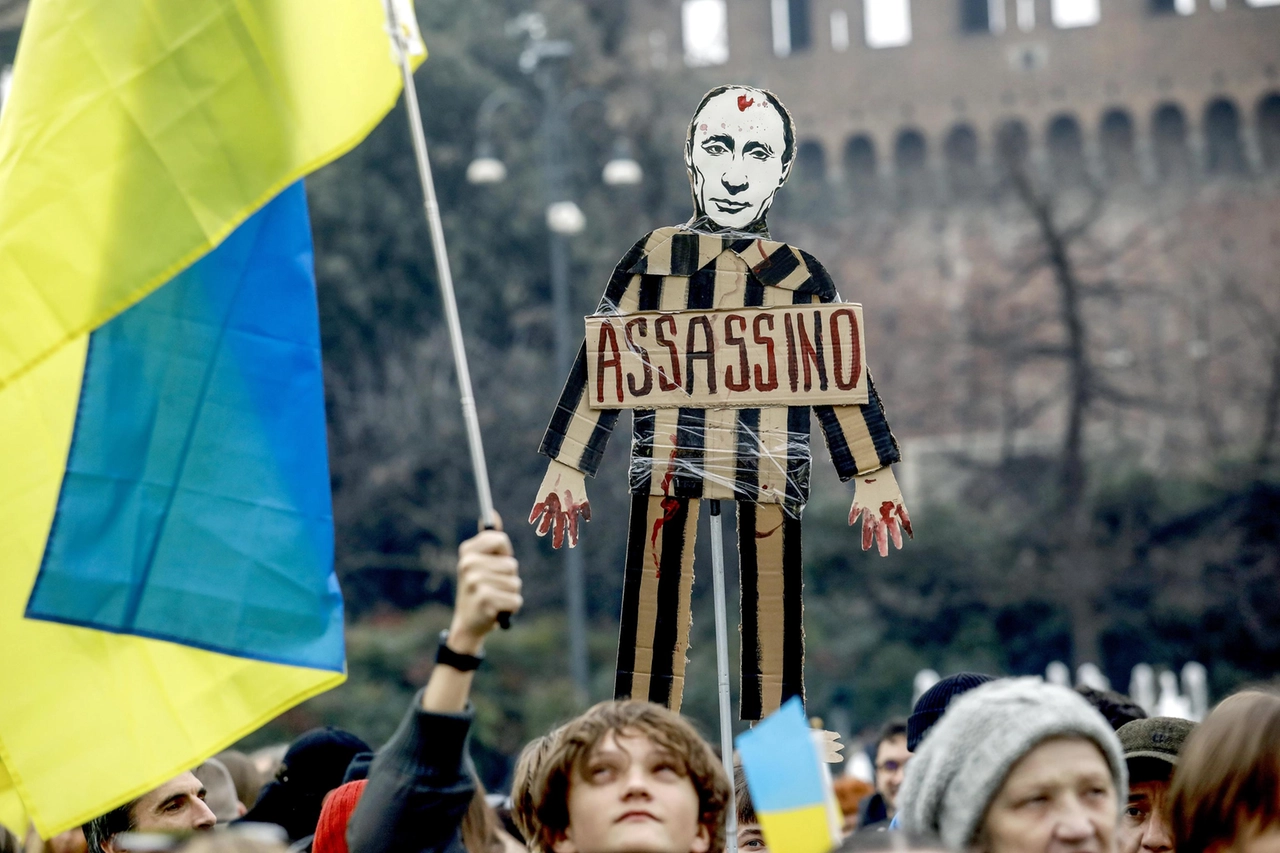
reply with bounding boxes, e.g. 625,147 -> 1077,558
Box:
540,226 -> 900,517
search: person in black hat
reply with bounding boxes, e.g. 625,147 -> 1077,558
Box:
906,673 -> 997,752
238,726 -> 371,845
1116,716 -> 1195,853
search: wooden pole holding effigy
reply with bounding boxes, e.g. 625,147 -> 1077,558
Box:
384,1 -> 509,626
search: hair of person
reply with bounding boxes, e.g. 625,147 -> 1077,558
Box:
733,764 -> 756,826
875,720 -> 908,750
511,726 -> 564,853
461,775 -> 501,853
0,823 -> 19,853
83,800 -> 137,853
533,700 -> 730,853
1170,689 -> 1280,853
832,776 -> 874,819
684,85 -> 796,173
1074,686 -> 1147,731
215,750 -> 264,810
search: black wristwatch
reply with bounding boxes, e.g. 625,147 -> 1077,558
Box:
435,629 -> 484,672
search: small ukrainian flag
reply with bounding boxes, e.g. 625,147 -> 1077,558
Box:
736,698 -> 844,853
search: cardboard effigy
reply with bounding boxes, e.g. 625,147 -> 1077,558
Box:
529,86 -> 911,721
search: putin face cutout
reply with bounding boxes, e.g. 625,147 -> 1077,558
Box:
687,87 -> 792,231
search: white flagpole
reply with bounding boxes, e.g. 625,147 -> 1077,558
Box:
383,1 -> 497,535
709,500 -> 737,853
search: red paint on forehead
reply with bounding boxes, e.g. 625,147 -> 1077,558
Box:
700,123 -> 708,132
737,94 -> 755,111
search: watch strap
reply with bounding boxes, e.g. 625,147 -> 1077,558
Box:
435,629 -> 484,672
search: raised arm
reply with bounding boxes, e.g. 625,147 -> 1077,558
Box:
347,528 -> 522,853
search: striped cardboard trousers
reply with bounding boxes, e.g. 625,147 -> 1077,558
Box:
613,494 -> 804,721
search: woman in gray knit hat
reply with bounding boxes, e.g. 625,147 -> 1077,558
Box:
897,678 -> 1128,853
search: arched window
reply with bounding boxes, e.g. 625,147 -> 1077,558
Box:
895,129 -> 927,172
894,128 -> 929,200
1258,92 -> 1280,171
844,135 -> 878,193
794,139 -> 826,183
1151,102 -> 1190,179
1046,113 -> 1087,184
944,123 -> 981,195
1204,98 -> 1247,175
994,118 -> 1030,174
1099,108 -> 1138,181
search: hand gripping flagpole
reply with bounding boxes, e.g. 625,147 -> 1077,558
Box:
384,1 -> 509,627
708,500 -> 737,853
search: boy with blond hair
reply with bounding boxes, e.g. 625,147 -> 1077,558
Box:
531,701 -> 730,853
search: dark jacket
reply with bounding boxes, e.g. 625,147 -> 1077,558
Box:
858,791 -> 890,830
346,690 -> 476,853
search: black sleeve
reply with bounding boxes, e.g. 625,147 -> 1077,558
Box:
796,249 -> 839,303
346,690 -> 476,853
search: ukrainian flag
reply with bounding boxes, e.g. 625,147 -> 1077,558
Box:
736,698 -> 843,853
0,0 -> 423,837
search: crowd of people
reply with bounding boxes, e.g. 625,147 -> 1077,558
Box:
8,529 -> 1277,853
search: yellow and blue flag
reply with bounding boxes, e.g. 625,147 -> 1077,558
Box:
0,0 -> 423,838
736,698 -> 843,853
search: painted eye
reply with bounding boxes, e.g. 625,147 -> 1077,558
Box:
702,142 -> 728,155
748,148 -> 770,161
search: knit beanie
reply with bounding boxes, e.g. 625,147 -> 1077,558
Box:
238,727 -> 371,840
907,672 -> 996,751
312,780 -> 367,853
898,677 -> 1128,851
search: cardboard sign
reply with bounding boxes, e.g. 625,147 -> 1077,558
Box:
585,305 -> 868,410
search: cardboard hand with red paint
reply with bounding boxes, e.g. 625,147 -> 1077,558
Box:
849,468 -> 913,557
529,459 -> 592,549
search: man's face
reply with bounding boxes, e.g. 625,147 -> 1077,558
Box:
688,89 -> 789,230
738,821 -> 767,853
979,738 -> 1117,853
875,734 -> 911,815
126,772 -> 217,838
552,730 -> 710,853
1118,777 -> 1172,853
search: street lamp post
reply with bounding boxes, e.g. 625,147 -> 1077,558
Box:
468,14 -> 641,707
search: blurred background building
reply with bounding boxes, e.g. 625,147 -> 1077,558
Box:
621,0 -> 1280,509
636,0 -> 1280,192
